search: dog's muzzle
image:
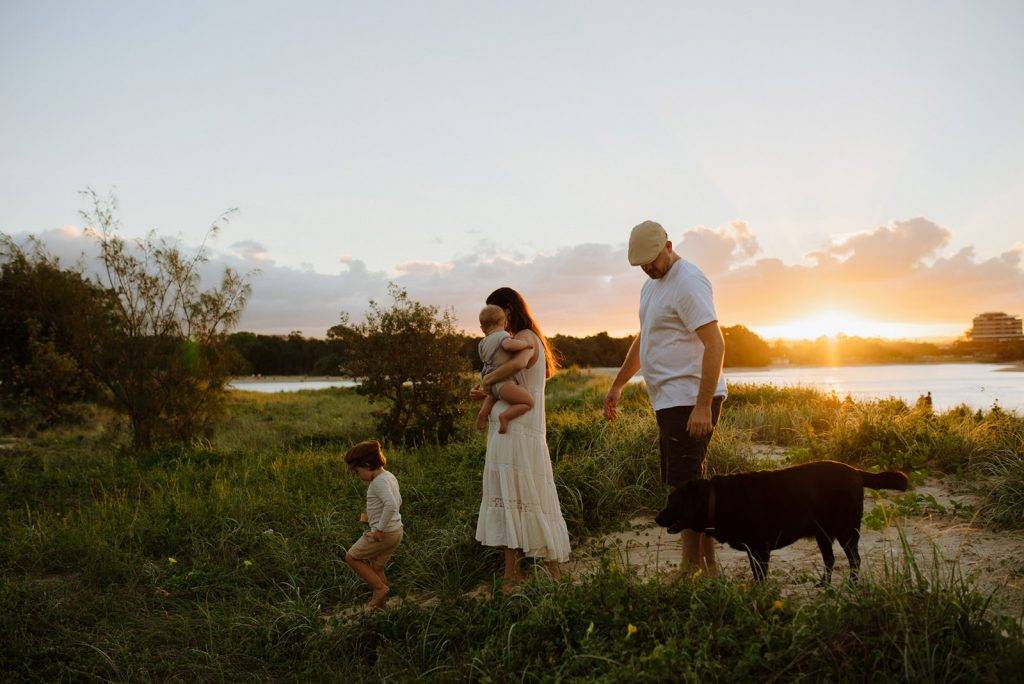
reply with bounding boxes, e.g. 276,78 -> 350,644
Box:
655,510 -> 685,534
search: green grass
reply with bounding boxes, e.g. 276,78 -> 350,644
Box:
2,373 -> 1023,680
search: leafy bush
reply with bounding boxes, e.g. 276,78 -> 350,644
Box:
332,284 -> 470,444
0,237 -> 107,428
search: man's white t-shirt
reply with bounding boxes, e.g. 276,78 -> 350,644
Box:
638,258 -> 728,411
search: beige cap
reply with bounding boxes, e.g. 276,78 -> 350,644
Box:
628,220 -> 668,266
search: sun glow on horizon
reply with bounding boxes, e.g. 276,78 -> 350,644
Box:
751,310 -> 963,341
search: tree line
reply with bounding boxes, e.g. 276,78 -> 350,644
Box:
226,324 -> 1024,377
224,323 -> 777,377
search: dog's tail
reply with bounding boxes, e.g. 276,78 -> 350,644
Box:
860,469 -> 909,491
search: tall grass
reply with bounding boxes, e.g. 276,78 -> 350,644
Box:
2,373 -> 1023,679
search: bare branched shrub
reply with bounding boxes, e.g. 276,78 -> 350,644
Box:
78,190 -> 252,448
1,190 -> 252,448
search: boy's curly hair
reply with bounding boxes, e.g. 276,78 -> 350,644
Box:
344,440 -> 386,470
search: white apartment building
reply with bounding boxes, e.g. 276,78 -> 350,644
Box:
968,312 -> 1024,342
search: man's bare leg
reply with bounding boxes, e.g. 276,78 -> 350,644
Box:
680,530 -> 718,577
681,529 -> 702,571
700,534 -> 718,578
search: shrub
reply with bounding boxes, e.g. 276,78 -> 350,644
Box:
332,284 -> 470,444
0,237 -> 107,427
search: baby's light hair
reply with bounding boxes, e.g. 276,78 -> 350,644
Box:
479,304 -> 506,329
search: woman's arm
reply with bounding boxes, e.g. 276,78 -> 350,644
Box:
482,331 -> 535,385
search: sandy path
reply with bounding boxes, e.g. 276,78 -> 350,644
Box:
568,476 -> 1024,617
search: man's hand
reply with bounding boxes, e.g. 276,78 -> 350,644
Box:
603,385 -> 623,421
687,404 -> 713,438
469,385 -> 488,401
372,530 -> 384,542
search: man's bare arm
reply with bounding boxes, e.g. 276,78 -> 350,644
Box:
603,333 -> 640,421
688,321 -> 725,437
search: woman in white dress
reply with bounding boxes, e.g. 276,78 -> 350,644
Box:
470,287 -> 571,585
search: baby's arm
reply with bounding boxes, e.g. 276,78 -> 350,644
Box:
500,337 -> 533,353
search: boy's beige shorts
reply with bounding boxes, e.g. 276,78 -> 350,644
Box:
347,528 -> 403,567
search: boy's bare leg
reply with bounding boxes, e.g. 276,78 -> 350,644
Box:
345,553 -> 389,609
477,395 -> 496,432
496,384 -> 534,434
372,564 -> 388,587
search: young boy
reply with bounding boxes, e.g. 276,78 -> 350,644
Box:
344,440 -> 403,610
476,304 -> 535,434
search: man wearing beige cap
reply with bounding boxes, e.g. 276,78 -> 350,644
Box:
603,220 -> 727,577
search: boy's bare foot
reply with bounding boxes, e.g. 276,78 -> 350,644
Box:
367,586 -> 390,610
498,416 -> 510,434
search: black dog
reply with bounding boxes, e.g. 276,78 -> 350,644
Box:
654,460 -> 908,582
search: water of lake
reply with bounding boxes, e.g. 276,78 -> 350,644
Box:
229,379 -> 358,393
719,363 -> 1022,412
231,364 -> 1022,413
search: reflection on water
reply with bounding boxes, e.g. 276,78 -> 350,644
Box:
609,363 -> 1022,412
721,363 -> 1022,412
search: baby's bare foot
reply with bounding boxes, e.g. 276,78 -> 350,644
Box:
498,416 -> 510,434
367,586 -> 390,610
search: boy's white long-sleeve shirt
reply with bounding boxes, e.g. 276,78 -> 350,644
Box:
366,470 -> 403,533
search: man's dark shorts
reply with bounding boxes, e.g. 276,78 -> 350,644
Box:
655,397 -> 724,488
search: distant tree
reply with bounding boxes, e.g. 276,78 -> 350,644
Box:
226,331 -> 347,375
721,325 -> 772,367
330,284 -> 469,444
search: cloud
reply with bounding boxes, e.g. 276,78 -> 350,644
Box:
7,216 -> 1023,337
714,218 -> 1024,325
229,240 -> 273,263
676,220 -> 760,274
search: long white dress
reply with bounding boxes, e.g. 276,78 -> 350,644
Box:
475,330 -> 571,562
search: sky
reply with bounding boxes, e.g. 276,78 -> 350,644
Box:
2,2 -> 1023,338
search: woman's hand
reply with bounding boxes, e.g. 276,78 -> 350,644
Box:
469,385 -> 489,401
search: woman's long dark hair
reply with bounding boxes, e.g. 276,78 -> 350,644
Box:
485,287 -> 559,378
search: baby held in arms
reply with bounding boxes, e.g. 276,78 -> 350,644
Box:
476,305 -> 535,434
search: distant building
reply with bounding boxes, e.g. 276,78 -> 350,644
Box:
967,312 -> 1024,342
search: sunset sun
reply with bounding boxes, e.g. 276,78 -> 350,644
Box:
751,310 -> 961,341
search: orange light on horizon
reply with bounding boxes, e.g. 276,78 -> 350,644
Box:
750,309 -> 962,341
